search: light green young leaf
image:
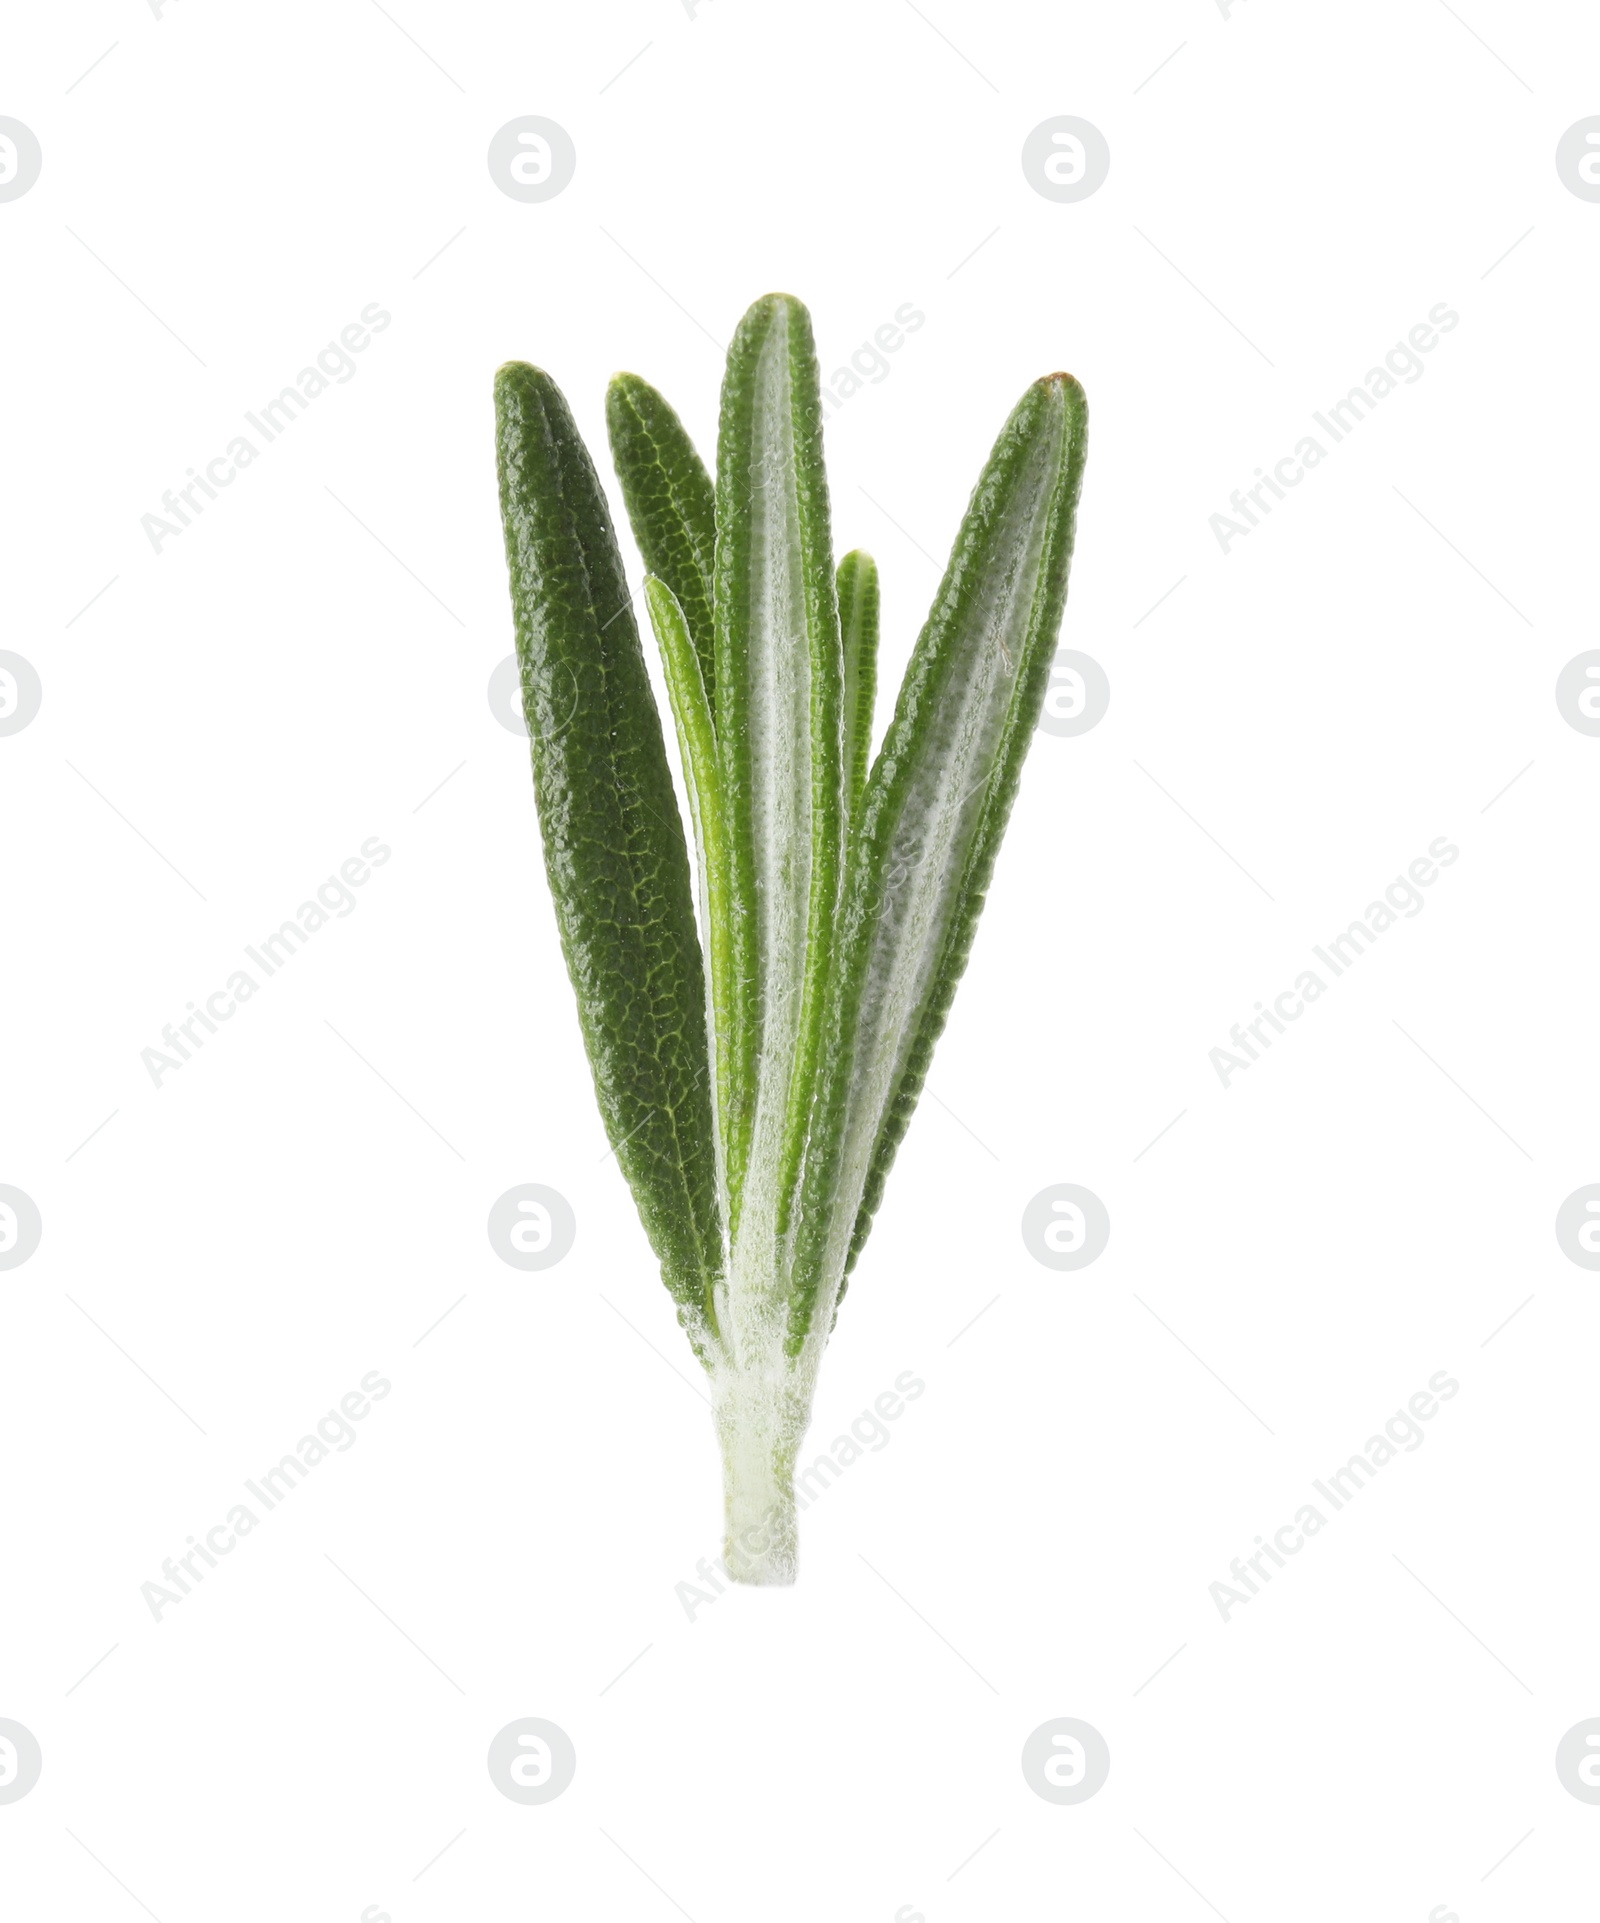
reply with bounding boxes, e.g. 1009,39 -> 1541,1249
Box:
837,549 -> 879,823
641,573 -> 737,1224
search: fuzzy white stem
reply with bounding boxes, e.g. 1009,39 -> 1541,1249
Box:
712,1361 -> 813,1584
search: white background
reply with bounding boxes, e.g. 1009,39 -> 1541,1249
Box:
3,1 -> 1597,1918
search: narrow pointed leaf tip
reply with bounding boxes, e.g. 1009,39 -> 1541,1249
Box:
494,361 -> 722,1341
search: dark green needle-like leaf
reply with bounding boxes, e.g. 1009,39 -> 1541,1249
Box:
495,361 -> 722,1343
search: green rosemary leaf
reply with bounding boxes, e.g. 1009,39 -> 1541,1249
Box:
494,361 -> 722,1341
711,295 -> 843,1246
837,549 -> 879,822
606,373 -> 719,719
789,374 -> 1090,1351
642,573 -> 737,1227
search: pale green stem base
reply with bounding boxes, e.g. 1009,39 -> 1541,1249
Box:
712,1364 -> 812,1585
